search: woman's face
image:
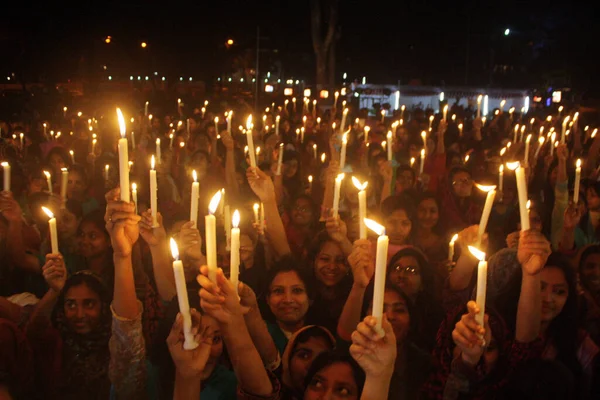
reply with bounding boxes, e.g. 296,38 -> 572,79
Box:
239,234 -> 255,266
385,209 -> 412,245
451,171 -> 473,198
284,159 -> 299,178
67,170 -> 86,198
383,289 -> 410,342
388,256 -> 423,299
77,220 -> 110,259
63,283 -> 102,335
314,241 -> 348,288
291,198 -> 313,227
290,335 -> 333,391
199,315 -> 224,380
28,176 -> 44,195
586,187 -> 600,212
304,362 -> 359,400
267,271 -> 310,328
49,153 -> 67,174
581,253 -> 600,293
417,198 -> 439,230
540,267 -> 569,324
396,170 -> 415,193
57,208 -> 79,240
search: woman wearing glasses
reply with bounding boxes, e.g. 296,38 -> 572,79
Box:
441,166 -> 482,233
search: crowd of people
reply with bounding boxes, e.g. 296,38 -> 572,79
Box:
0,94 -> 599,399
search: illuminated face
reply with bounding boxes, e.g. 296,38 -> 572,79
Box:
49,153 -> 67,175
417,198 -> 439,230
385,209 -> 412,245
63,283 -> 102,335
452,171 -> 473,198
314,241 -> 348,288
304,362 -> 359,400
57,208 -> 79,240
396,170 -> 415,193
78,220 -> 110,259
291,198 -> 313,227
540,267 -> 569,324
67,169 -> 86,198
289,335 -> 333,391
199,315 -> 224,381
266,271 -> 310,328
586,187 -> 600,212
284,159 -> 299,179
388,256 -> 422,298
581,253 -> 600,293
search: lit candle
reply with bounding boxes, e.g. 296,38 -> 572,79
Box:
224,205 -> 231,251
340,108 -> 349,134
150,156 -> 158,226
230,210 -> 240,294
352,177 -> 368,239
69,150 -> 75,164
205,191 -> 222,283
276,143 -> 284,175
60,168 -> 68,206
253,203 -> 260,226
520,126 -> 526,143
313,144 -> 318,159
500,99 -> 506,113
340,132 -> 348,169
498,165 -> 504,194
332,173 -> 345,218
558,105 -> 563,117
43,122 -> 47,137
421,130 -> 427,148
514,125 -> 519,143
364,218 -> 389,334
227,111 -> 233,134
104,165 -> 110,185
380,109 -> 386,123
42,207 -> 59,254
201,107 -> 206,119
19,133 -> 24,150
574,159 -> 582,204
312,99 -> 317,118
443,105 -> 449,122
169,238 -> 199,350
534,136 -> 545,160
246,116 -> 257,168
400,105 -> 405,119
468,246 -> 488,327
190,170 -> 199,227
275,115 -> 280,136
550,133 -> 556,156
419,149 -> 426,175
44,170 -> 52,193
302,115 -> 307,130
387,131 -> 393,161
476,95 -> 482,118
475,184 -> 496,244
1,162 -> 10,192
214,116 -> 219,136
448,233 -> 458,262
92,138 -> 97,155
429,115 -> 434,130
156,139 -> 161,164
292,97 -> 297,112
308,175 -> 313,193
334,91 -> 339,108
364,126 -> 370,144
115,108 -> 130,203
132,183 -> 138,214
410,157 -> 415,168
144,101 -> 149,117
524,134 -> 532,166
561,116 -> 570,144
506,162 -> 530,231
458,123 -> 463,137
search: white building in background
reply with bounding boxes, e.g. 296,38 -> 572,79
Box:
351,84 -> 529,116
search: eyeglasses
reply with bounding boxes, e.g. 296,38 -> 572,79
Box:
294,206 -> 311,213
452,178 -> 472,186
393,265 -> 420,275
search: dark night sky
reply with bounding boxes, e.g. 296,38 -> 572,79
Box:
1,0 -> 599,92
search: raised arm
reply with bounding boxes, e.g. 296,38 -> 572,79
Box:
247,167 -> 291,258
337,240 -> 374,341
325,215 -> 353,256
139,210 -> 177,301
448,225 -> 481,292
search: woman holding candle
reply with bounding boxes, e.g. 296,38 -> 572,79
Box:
381,195 -> 415,248
413,192 -> 448,263
440,167 -> 482,233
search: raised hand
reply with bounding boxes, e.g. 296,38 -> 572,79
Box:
379,160 -> 393,182
238,281 -> 259,315
221,132 -> 235,151
167,309 -> 214,379
349,316 -> 397,378
197,266 -> 243,326
563,203 -> 582,230
556,143 -> 568,163
42,253 -> 67,293
472,118 -> 483,131
138,209 -> 166,248
325,215 -> 348,244
347,239 -> 374,288
438,119 -> 448,135
246,167 -> 275,203
0,192 -> 22,223
105,188 -> 140,257
452,301 -> 491,366
506,231 -> 520,249
517,230 -> 551,276
177,221 -> 205,263
457,225 -> 488,253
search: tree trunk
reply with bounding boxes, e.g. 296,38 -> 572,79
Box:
310,0 -> 339,89
316,50 -> 328,89
328,35 -> 336,88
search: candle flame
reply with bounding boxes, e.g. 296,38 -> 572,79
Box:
342,132 -> 348,144
450,233 -> 459,243
410,157 -> 415,166
521,126 -> 526,133
132,183 -> 137,191
387,130 -> 392,140
208,190 -> 222,214
499,164 -> 504,173
253,202 -> 259,212
43,170 -> 51,178
61,167 -> 67,172
538,137 -> 545,144
336,173 -> 345,182
321,153 -> 326,163
0,162 -> 7,167
246,115 -> 253,130
468,246 -> 486,261
421,148 -> 425,157
364,218 -> 385,236
500,148 -> 506,157
352,176 -> 368,191
429,115 -> 434,122
506,161 -> 520,171
475,183 -> 496,192
169,238 -> 180,260
577,159 -> 582,168
151,155 -> 155,169
527,200 -> 531,210
458,123 -> 463,129
464,155 -> 470,163
41,206 -> 54,219
592,129 -> 598,139
313,144 -> 317,150
364,126 -> 370,133
514,125 -> 519,133
564,116 -> 570,124
526,134 -> 532,143
192,170 -> 197,182
116,108 -> 126,138
421,131 -> 426,140
232,210 -> 240,228
307,175 -> 313,183
477,95 -> 483,103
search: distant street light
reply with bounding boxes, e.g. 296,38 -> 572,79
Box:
105,36 -> 112,44
504,28 -> 510,36
141,42 -> 148,48
227,39 -> 234,46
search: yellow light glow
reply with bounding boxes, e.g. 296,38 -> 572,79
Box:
141,42 -> 147,48
308,175 -> 313,183
151,155 -> 155,170
116,108 -> 126,138
475,183 -> 496,192
351,176 -> 368,191
169,238 -> 180,260
450,233 -> 459,243
468,245 -> 486,261
506,161 -> 520,171
246,115 -> 253,130
132,183 -> 137,191
208,190 -> 222,214
232,210 -> 240,228
576,159 -> 582,168
364,218 -> 385,236
43,170 -> 51,179
41,206 -> 54,219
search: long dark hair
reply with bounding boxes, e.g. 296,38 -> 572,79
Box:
386,247 -> 434,298
303,352 -> 365,397
417,191 -> 443,235
579,245 -> 600,293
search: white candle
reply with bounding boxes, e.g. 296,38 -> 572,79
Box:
201,107 -> 206,119
332,173 -> 345,218
421,130 -> 427,148
352,177 -> 368,239
144,101 -> 149,117
507,162 -> 530,231
468,246 -> 487,327
43,123 -> 47,137
92,138 -> 97,156
150,156 -> 158,226
276,143 -> 284,175
115,108 -> 130,203
524,134 -> 532,166
312,99 -> 317,118
428,115 -> 434,130
300,128 -> 305,143
275,115 -> 280,136
340,108 -> 349,134
448,233 -> 458,262
227,111 -> 232,134
308,175 -> 313,193
380,109 -> 386,123
387,131 -> 393,161
190,170 -> 199,227
574,159 -> 582,204
534,137 -> 545,160
246,116 -> 257,168
334,91 -> 339,108
365,218 -> 389,333
132,183 -> 138,214
561,116 -> 570,144
42,207 -> 59,254
44,170 -> 52,193
230,210 -> 240,294
419,149 -> 426,176
292,97 -> 297,112
499,165 -> 504,194
206,191 -> 222,282
550,133 -> 556,157
475,184 -> 496,244
514,125 -> 519,143
476,95 -> 482,118
60,168 -> 68,206
313,144 -> 318,160
156,139 -> 161,164
1,162 -> 10,192
458,123 -> 463,137
214,117 -> 219,136
364,126 -> 370,144
224,205 -> 231,251
104,165 -> 110,185
253,203 -> 260,226
169,238 -> 199,350
19,133 -> 24,150
443,105 -> 449,122
340,132 -> 348,169
302,116 -> 307,130
260,203 -> 265,232
500,99 -> 506,114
